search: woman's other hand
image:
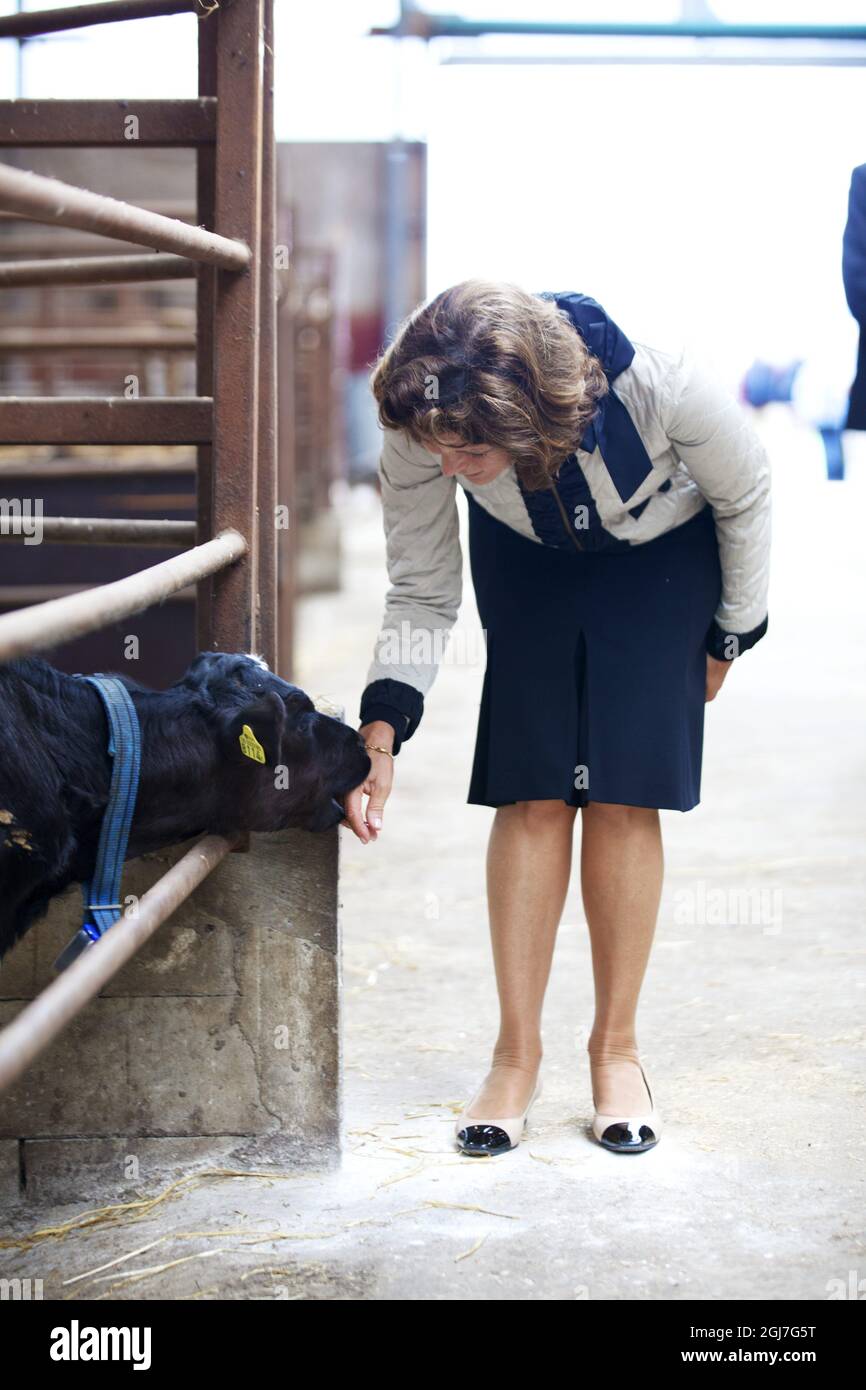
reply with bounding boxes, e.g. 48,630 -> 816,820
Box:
705,654 -> 732,702
341,721 -> 395,842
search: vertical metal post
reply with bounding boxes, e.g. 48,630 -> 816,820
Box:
209,0 -> 265,655
194,10 -> 217,652
276,244 -> 297,681
256,0 -> 277,669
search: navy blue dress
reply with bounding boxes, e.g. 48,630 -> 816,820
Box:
465,492 -> 722,812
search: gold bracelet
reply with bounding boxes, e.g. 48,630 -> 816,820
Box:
365,743 -> 394,759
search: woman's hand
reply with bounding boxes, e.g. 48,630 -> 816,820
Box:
705,653 -> 732,702
340,720 -> 395,843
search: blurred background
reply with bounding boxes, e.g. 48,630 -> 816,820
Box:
2,0 -> 866,685
1,0 -> 865,1300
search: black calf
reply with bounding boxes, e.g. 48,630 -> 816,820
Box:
0,651 -> 371,960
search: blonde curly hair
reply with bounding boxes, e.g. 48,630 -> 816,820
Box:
369,278 -> 608,490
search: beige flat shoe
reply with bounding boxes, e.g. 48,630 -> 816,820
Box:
454,1070 -> 543,1157
590,1060 -> 661,1154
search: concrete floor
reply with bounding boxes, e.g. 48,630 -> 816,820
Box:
1,407 -> 864,1301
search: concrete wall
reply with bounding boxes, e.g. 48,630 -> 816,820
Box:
0,825 -> 341,1207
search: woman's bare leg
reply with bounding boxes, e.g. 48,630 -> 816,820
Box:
579,801 -> 664,1115
467,799 -> 577,1119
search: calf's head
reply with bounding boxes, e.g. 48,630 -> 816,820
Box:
175,652 -> 371,834
0,652 -> 372,961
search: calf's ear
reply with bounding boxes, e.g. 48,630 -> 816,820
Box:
223,691 -> 286,768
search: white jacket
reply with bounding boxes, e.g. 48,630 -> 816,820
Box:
361,338 -> 771,749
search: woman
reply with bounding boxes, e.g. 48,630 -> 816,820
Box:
343,281 -> 771,1157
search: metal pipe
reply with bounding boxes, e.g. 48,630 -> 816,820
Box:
0,98 -> 216,147
0,253 -> 194,287
0,164 -> 250,270
0,456 -> 195,479
0,527 -> 246,661
257,0 -> 277,669
0,234 -> 190,256
0,583 -> 194,605
210,0 -> 264,654
0,199 -> 196,220
193,7 -> 217,654
0,835 -> 236,1095
441,53 -> 866,68
0,0 -> 197,40
0,397 -> 211,444
0,327 -> 194,350
0,517 -> 196,545
371,11 -> 866,41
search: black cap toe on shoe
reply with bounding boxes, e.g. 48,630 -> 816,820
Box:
456,1123 -> 514,1156
598,1121 -> 658,1153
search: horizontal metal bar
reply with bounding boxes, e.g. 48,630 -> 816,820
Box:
0,99 -> 216,148
0,582 -> 193,604
371,15 -> 866,41
443,52 -> 866,67
0,199 -> 196,221
0,165 -> 250,270
0,834 -> 236,1095
0,326 -> 194,351
0,456 -> 194,478
0,517 -> 195,545
0,397 -> 212,444
0,253 -> 194,287
0,527 -> 246,661
0,0 -> 196,40
0,235 -> 191,257
0,327 -> 195,351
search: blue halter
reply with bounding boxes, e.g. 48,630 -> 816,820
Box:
53,675 -> 142,973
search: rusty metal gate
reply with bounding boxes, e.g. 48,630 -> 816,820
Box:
0,0 -> 280,1089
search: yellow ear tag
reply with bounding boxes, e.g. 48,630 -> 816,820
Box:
239,724 -> 266,764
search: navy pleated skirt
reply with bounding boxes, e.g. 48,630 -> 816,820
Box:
465,493 -> 723,812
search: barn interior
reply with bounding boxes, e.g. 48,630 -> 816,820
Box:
0,0 -> 863,1314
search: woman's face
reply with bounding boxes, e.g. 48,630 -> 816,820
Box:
422,433 -> 512,485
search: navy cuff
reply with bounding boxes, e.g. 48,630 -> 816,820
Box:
359,679 -> 424,755
706,614 -> 768,661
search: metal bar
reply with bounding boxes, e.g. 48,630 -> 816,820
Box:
0,234 -> 193,256
0,583 -> 194,604
0,253 -> 194,287
0,397 -> 211,444
0,517 -> 195,545
0,199 -> 196,221
0,99 -> 216,147
194,6 -> 217,654
0,834 -> 236,1095
275,250 -> 296,681
443,52 -> 866,68
209,0 -> 264,655
0,528 -> 245,661
371,13 -> 866,41
0,456 -> 194,478
0,0 -> 197,40
0,164 -> 250,269
0,327 -> 194,350
257,0 -> 277,669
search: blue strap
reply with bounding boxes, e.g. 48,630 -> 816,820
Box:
77,674 -> 142,941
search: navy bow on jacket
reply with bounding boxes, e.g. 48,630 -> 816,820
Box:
537,290 -> 654,504
506,291 -> 658,552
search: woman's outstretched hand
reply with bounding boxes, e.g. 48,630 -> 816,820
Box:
705,654 -> 732,702
340,720 -> 395,843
